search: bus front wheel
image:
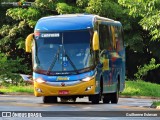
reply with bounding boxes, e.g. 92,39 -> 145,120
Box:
43,96 -> 57,103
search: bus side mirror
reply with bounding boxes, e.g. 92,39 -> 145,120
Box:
25,33 -> 33,53
92,31 -> 99,51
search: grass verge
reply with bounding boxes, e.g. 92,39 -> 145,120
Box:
152,101 -> 160,106
0,85 -> 33,94
121,80 -> 160,98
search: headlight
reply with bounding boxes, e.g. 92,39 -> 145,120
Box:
35,78 -> 46,83
81,75 -> 96,82
82,72 -> 97,82
82,77 -> 93,82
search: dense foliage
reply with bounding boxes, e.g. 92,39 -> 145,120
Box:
119,0 -> 160,40
134,58 -> 160,81
0,0 -> 160,84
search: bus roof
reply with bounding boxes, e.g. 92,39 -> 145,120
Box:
35,14 -> 122,32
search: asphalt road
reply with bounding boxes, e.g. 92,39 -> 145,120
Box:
0,95 -> 159,120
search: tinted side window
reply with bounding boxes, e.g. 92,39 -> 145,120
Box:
116,26 -> 124,51
99,24 -> 112,50
111,25 -> 117,50
110,25 -> 124,51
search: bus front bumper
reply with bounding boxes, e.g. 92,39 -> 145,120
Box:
34,79 -> 96,97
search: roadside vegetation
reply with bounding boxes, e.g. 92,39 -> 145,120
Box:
121,80 -> 160,98
152,101 -> 160,107
0,84 -> 33,94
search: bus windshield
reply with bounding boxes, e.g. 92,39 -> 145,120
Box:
34,30 -> 94,74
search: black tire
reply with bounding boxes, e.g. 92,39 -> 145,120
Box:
90,94 -> 100,104
103,93 -> 110,104
110,86 -> 119,104
43,96 -> 57,103
90,81 -> 103,104
72,98 -> 76,102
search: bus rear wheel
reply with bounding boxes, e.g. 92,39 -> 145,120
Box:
103,93 -> 110,103
110,86 -> 119,104
43,96 -> 57,103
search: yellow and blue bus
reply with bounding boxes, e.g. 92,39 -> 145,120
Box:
25,14 -> 125,104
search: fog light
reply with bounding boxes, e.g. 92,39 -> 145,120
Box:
85,86 -> 92,91
36,88 -> 42,93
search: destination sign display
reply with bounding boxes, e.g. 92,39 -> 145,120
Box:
41,33 -> 60,38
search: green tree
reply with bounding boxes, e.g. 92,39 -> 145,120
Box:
119,0 -> 160,41
0,0 -> 33,84
118,0 -> 160,80
0,53 -> 29,85
134,58 -> 160,80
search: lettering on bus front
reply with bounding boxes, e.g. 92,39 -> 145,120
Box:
57,76 -> 69,80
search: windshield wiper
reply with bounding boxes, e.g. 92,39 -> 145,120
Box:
61,33 -> 79,74
64,52 -> 79,74
46,47 -> 60,75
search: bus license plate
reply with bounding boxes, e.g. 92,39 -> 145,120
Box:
58,90 -> 69,95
